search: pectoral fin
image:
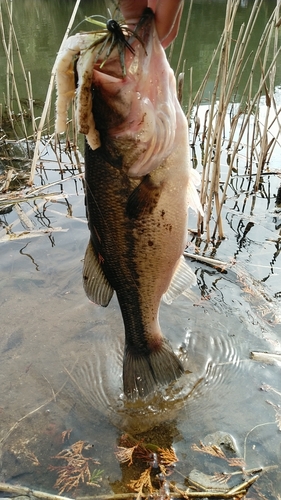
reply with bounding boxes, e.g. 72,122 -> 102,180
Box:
126,175 -> 163,219
83,239 -> 114,306
162,256 -> 198,305
188,169 -> 204,216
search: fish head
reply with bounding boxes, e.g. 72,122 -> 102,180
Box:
84,8 -> 180,177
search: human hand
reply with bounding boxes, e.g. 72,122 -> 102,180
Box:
119,0 -> 183,48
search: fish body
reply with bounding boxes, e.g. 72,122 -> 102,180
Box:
56,9 -> 202,399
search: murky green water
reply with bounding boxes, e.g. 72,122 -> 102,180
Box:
0,1 -> 281,498
1,0 -> 280,106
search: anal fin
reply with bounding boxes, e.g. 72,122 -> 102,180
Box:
162,255 -> 198,305
83,239 -> 114,306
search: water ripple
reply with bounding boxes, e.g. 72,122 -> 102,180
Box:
69,315 -> 246,433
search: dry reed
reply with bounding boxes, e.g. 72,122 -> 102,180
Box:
183,0 -> 281,240
0,0 -> 34,142
0,0 -> 280,242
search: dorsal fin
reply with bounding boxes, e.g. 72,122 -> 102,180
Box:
83,239 -> 114,306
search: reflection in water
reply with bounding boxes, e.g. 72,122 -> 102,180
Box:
20,242 -> 40,271
235,220 -> 255,255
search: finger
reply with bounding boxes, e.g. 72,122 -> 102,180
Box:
159,3 -> 183,48
152,0 -> 183,47
119,0 -> 147,21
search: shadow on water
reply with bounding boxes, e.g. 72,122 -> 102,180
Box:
0,0 -> 281,498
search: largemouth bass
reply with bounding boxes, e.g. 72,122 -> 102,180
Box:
56,8 -> 202,399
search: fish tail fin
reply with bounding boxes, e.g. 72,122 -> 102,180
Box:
123,339 -> 184,399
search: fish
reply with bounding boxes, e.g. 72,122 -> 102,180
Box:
55,8 -> 202,399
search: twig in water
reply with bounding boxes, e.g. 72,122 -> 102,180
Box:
0,481 -> 72,500
183,251 -> 229,270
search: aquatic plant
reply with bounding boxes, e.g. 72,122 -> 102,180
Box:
113,432 -> 263,498
49,440 -> 101,494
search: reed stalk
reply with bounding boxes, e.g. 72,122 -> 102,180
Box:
28,0 -> 82,185
187,35 -> 224,124
175,0 -> 194,78
188,0 -> 281,241
4,0 -> 33,109
211,47 -> 281,239
0,0 -> 29,141
28,70 -> 37,133
254,0 -> 280,191
199,1 -> 240,240
1,0 -> 280,244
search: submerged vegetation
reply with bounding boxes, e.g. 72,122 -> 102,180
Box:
1,412 -> 281,498
49,439 -> 101,494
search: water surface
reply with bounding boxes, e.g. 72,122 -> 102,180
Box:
0,1 -> 281,498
